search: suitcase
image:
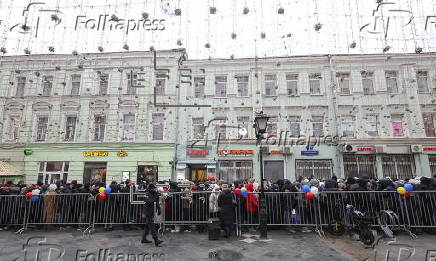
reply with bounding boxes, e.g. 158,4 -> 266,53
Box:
208,218 -> 221,240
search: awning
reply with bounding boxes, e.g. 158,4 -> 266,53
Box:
0,161 -> 22,176
177,160 -> 216,165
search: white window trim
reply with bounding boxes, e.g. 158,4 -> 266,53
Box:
41,75 -> 54,97
264,74 -> 278,97
235,75 -> 250,97
214,75 -> 227,98
69,74 -> 82,96
33,114 -> 50,143
62,113 -> 78,143
90,114 -> 107,142
286,73 -> 299,96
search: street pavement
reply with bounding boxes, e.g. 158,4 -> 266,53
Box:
0,227 -> 350,261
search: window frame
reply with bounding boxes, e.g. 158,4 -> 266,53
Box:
286,73 -> 299,96
236,75 -> 249,97
336,72 -> 351,95
309,73 -> 322,95
152,113 -> 165,141
64,115 -> 77,142
215,75 -> 227,98
264,74 -> 277,97
15,76 -> 26,97
121,113 -> 136,142
93,114 -> 106,142
70,74 -> 82,95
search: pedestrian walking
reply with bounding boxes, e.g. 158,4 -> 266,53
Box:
141,184 -> 163,246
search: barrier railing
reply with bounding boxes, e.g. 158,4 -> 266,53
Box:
1,191 -> 435,235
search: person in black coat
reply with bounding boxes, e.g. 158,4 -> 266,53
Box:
141,184 -> 163,246
217,184 -> 236,238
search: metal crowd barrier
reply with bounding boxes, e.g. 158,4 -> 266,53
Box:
0,191 -> 435,235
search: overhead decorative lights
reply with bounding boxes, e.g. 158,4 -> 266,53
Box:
231,33 -> 237,39
55,65 -> 61,70
349,42 -> 356,48
243,7 -> 249,15
210,7 -> 217,14
110,14 -> 120,22
123,44 -> 129,50
24,48 -> 31,55
98,46 -> 104,52
72,50 -> 78,55
174,9 -> 181,16
48,46 -> 55,52
278,8 -> 284,14
314,23 -> 323,31
142,12 -> 149,20
205,43 -> 211,48
0,47 -> 6,54
51,14 -> 60,23
149,46 -> 155,51
260,32 -> 266,39
415,47 -> 423,53
177,39 -> 183,46
383,46 -> 391,53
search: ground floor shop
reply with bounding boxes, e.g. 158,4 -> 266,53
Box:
0,144 -> 174,184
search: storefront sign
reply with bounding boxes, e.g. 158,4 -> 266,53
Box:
423,147 -> 436,151
217,150 -> 254,156
357,147 -> 374,151
117,150 -> 128,157
301,150 -> 319,156
24,149 -> 33,156
83,151 -> 109,157
270,150 -> 283,154
186,150 -> 209,157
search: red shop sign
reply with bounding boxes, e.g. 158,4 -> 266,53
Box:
187,150 -> 209,157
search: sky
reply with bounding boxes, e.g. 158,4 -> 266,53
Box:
0,0 -> 435,58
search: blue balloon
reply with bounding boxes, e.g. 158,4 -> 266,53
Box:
404,184 -> 413,192
104,187 -> 112,194
31,195 -> 39,202
302,185 -> 311,193
241,189 -> 248,197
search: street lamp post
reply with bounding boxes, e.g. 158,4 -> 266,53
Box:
253,112 -> 269,239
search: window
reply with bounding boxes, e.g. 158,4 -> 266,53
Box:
16,77 -> 26,97
266,116 -> 278,136
214,118 -> 227,139
152,113 -> 164,140
236,75 -> 249,97
391,114 -> 404,137
64,116 -> 77,142
343,155 -> 376,179
286,74 -> 298,96
194,77 -> 205,98
417,70 -> 429,93
215,76 -> 227,97
99,73 -> 109,95
237,116 -> 250,138
5,116 -> 20,142
155,73 -> 166,95
296,159 -> 332,180
137,165 -> 158,183
122,114 -> 136,141
366,115 -> 378,137
341,116 -> 354,137
217,160 -> 252,183
382,154 -> 415,180
126,72 -> 138,95
337,72 -> 350,95
423,114 -> 436,137
37,162 -> 69,184
70,74 -> 81,95
93,115 -> 106,141
192,117 -> 204,139
35,116 -> 48,142
264,74 -> 277,96
288,116 -> 301,137
42,76 -> 53,96
83,162 -> 106,184
385,71 -> 399,93
309,73 -> 322,94
362,71 -> 375,95
312,116 -> 324,137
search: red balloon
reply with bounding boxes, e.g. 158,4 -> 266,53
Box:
235,188 -> 241,195
25,192 -> 33,198
404,192 -> 411,198
163,187 -> 169,191
305,192 -> 314,200
98,193 -> 107,200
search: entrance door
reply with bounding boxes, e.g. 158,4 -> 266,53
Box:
83,162 -> 107,184
190,167 -> 207,182
264,160 -> 284,183
137,165 -> 158,184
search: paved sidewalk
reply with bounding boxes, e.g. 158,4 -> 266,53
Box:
0,227 -> 351,261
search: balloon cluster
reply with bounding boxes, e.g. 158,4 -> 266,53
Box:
302,184 -> 319,200
98,187 -> 112,200
234,187 -> 248,197
397,184 -> 413,198
25,189 -> 41,201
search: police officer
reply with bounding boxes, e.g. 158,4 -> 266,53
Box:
141,183 -> 163,246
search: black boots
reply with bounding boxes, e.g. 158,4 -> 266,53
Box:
141,238 -> 152,244
154,239 -> 164,247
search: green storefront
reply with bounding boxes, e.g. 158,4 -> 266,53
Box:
0,143 -> 174,184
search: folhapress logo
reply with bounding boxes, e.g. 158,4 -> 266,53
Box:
10,236 -> 65,261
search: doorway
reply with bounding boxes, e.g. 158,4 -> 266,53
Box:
264,160 -> 284,183
189,165 -> 207,182
83,162 -> 107,184
137,165 -> 158,184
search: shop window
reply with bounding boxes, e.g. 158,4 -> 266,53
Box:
362,71 -> 375,95
83,162 -> 106,184
264,160 -> 284,183
38,161 -> 69,185
295,159 -> 332,180
286,73 -> 298,96
236,75 -> 249,97
194,77 -> 205,98
337,72 -> 350,95
382,154 -> 415,180
385,71 -> 399,94
215,76 -> 227,98
137,165 -> 158,184
343,154 -> 376,178
309,73 -> 322,94
264,74 -> 277,96
217,160 -> 252,183
190,167 -> 207,182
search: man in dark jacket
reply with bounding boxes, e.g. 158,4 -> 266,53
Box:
142,184 -> 163,246
217,184 -> 236,238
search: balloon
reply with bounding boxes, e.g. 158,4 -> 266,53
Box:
302,185 -> 310,193
397,187 -> 406,195
98,193 -> 107,200
31,195 -> 39,202
310,186 -> 319,195
32,189 -> 41,195
305,192 -> 314,200
241,189 -> 248,197
25,192 -> 33,198
234,188 -> 241,195
404,192 -> 411,198
241,187 -> 247,191
404,184 -> 413,192
163,187 -> 169,191
98,187 -> 105,193
104,187 -> 112,194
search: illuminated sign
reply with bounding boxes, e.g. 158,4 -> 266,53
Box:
217,150 -> 254,155
83,151 -> 109,157
270,150 -> 283,154
423,147 -> 436,151
117,150 -> 128,157
357,147 -> 374,151
186,150 -> 209,157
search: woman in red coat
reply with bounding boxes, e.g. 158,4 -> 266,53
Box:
245,184 -> 259,228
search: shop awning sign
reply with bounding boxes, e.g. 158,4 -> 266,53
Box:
217,150 -> 254,156
186,150 -> 209,157
301,150 -> 319,156
83,151 -> 109,157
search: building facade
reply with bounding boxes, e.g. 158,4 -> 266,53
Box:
0,49 -> 185,184
175,53 -> 436,183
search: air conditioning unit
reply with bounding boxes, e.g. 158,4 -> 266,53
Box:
375,145 -> 386,154
340,144 -> 356,153
283,147 -> 292,155
410,145 -> 422,153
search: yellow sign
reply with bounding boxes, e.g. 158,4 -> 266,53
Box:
117,150 -> 128,157
83,151 -> 109,157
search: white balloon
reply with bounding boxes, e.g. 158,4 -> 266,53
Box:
310,186 -> 319,195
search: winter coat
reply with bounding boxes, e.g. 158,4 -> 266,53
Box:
144,190 -> 161,219
209,191 -> 220,213
217,190 -> 235,225
245,184 -> 259,212
43,190 -> 58,223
